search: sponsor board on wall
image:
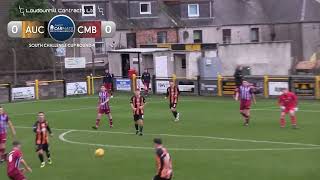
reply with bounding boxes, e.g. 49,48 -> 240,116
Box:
66,82 -> 87,95
12,87 -> 35,101
268,82 -> 289,96
156,81 -> 170,93
116,79 -> 131,91
222,80 -> 236,95
200,83 -> 218,93
293,82 -> 315,96
65,57 -> 86,69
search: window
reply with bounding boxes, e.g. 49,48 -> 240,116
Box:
193,30 -> 202,43
251,28 -> 259,42
157,31 -> 167,43
181,58 -> 186,69
222,29 -> 231,44
188,4 -> 199,17
95,38 -> 105,54
140,2 -> 151,14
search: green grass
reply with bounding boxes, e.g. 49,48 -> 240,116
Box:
0,94 -> 320,180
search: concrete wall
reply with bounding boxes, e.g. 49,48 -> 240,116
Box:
198,50 -> 222,79
218,42 -> 292,75
301,23 -> 320,60
187,52 -> 201,79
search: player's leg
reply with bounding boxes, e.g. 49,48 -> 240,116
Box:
171,104 -> 179,121
289,110 -> 297,128
107,113 -> 113,128
144,83 -> 148,95
93,113 -> 103,129
134,115 -> 139,134
0,140 -> 6,162
43,144 -> 52,165
36,146 -> 46,168
279,111 -> 286,128
137,118 -> 144,136
245,108 -> 250,125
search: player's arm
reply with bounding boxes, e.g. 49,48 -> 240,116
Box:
234,89 -> 239,101
251,88 -> 257,104
47,123 -> 53,136
32,121 -> 38,133
130,98 -> 136,110
20,159 -> 32,173
100,97 -> 110,105
177,87 -> 180,96
8,119 -> 16,137
165,88 -> 169,99
278,96 -> 285,110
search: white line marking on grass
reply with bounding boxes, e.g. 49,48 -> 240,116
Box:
14,126 -> 320,148
57,130 -> 320,151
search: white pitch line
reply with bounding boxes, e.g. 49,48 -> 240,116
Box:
14,126 -> 320,147
58,130 -> 320,151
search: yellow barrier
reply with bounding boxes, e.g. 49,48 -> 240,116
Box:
35,79 -> 39,100
217,75 -> 222,96
172,74 -> 177,85
315,76 -> 320,99
0,84 -> 10,86
86,76 -> 91,95
264,75 -> 269,98
132,74 -> 137,92
91,76 -> 95,95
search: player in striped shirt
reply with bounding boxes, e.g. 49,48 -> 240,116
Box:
130,90 -> 146,136
153,138 -> 173,180
166,81 -> 180,122
33,112 -> 53,168
235,81 -> 256,126
0,106 -> 16,164
93,85 -> 113,129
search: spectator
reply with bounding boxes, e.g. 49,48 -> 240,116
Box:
141,69 -> 151,96
103,69 -> 114,98
234,65 -> 243,88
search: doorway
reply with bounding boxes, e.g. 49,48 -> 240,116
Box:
121,54 -> 130,77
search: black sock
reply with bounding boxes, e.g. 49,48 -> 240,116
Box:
45,150 -> 51,159
172,111 -> 177,118
38,154 -> 44,163
135,124 -> 139,131
139,126 -> 143,133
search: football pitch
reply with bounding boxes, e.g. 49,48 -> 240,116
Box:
0,93 -> 320,180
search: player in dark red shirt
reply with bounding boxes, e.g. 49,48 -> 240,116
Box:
153,138 -> 173,180
33,112 -> 53,168
235,81 -> 256,126
0,106 -> 16,163
92,85 -> 113,129
103,69 -> 114,98
166,81 -> 180,122
7,141 -> 32,180
130,90 -> 146,136
278,88 -> 298,128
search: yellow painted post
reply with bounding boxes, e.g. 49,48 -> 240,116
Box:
35,79 -> 39,100
172,74 -> 177,85
315,76 -> 320,99
264,75 -> 269,98
86,76 -> 91,95
217,75 -> 222,96
91,76 -> 95,95
132,74 -> 137,92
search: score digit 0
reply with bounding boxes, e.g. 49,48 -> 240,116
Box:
7,21 -> 23,38
101,21 -> 116,38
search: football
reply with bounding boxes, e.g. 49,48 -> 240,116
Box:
95,148 -> 105,157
